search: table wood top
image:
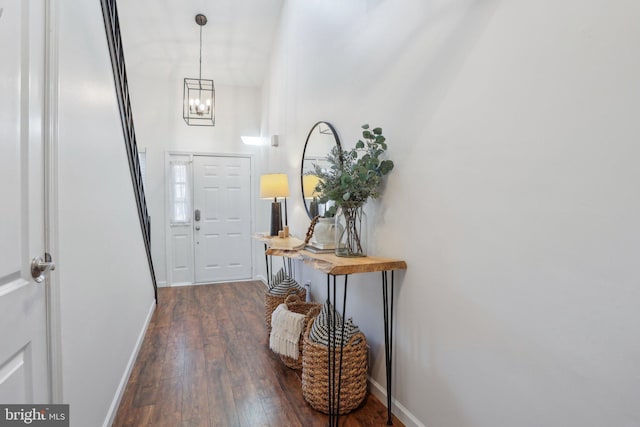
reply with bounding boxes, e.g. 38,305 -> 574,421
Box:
254,233 -> 305,248
266,247 -> 407,275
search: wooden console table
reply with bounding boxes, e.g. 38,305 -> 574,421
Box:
265,244 -> 407,426
254,234 -> 306,286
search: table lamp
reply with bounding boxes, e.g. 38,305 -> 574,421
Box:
303,174 -> 320,217
260,173 -> 290,236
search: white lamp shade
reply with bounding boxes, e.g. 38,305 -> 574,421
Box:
260,173 -> 290,199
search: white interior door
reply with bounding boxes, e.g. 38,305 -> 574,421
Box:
193,156 -> 252,283
0,0 -> 50,403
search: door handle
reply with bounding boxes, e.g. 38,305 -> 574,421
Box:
31,253 -> 55,283
194,209 -> 201,221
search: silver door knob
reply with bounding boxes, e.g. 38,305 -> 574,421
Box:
31,254 -> 55,283
195,225 -> 200,231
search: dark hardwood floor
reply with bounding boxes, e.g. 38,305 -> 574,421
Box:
113,281 -> 403,427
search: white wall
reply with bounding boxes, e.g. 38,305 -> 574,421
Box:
56,1 -> 155,425
262,0 -> 640,426
115,19 -> 268,284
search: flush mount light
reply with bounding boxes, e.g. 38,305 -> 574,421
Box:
183,14 -> 215,126
241,136 -> 267,146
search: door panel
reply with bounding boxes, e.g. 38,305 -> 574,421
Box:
172,233 -> 191,272
193,156 -> 252,283
0,345 -> 31,403
0,0 -> 49,403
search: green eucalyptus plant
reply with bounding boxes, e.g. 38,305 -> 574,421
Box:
313,124 -> 394,217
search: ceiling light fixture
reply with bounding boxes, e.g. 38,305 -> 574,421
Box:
183,14 -> 215,126
241,136 -> 267,146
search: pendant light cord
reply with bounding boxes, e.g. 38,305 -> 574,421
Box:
199,24 -> 203,81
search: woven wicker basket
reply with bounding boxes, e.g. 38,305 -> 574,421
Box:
264,287 -> 306,332
301,317 -> 368,414
279,295 -> 321,370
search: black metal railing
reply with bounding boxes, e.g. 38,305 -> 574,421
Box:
100,0 -> 157,303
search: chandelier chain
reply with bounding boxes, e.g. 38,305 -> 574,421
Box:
199,24 -> 203,81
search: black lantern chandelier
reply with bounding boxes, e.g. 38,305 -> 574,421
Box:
183,14 -> 215,126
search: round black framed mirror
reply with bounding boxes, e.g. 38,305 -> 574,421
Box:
300,121 -> 341,219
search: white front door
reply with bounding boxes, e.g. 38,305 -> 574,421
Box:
193,156 -> 252,283
0,0 -> 50,403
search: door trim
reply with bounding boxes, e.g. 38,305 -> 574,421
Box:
164,151 -> 255,286
44,0 -> 63,403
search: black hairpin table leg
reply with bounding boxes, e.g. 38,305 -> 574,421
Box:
382,270 -> 395,425
326,274 -> 349,427
264,243 -> 270,287
336,275 -> 348,426
326,274 -> 334,426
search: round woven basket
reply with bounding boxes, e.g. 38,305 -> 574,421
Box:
279,296 -> 321,370
264,287 -> 306,332
301,317 -> 368,414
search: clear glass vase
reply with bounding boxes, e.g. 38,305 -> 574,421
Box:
334,205 -> 367,257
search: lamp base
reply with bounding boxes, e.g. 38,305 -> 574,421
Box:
309,199 -> 319,218
270,202 -> 283,236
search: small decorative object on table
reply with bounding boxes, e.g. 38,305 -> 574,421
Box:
313,124 -> 394,257
304,216 -> 320,246
312,217 -> 338,247
304,215 -> 340,253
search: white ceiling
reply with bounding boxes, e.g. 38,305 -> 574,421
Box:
117,0 -> 284,87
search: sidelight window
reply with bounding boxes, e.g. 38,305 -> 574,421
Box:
169,160 -> 192,224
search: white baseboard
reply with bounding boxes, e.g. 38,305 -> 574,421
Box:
164,281 -> 196,288
256,274 -> 268,287
102,299 -> 156,427
157,280 -> 168,288
164,278 -> 263,288
368,377 -> 426,427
